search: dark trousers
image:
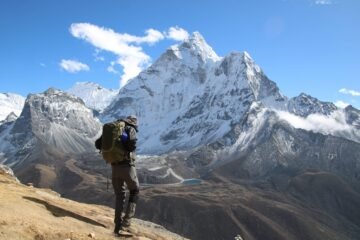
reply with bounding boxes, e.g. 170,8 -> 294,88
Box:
111,164 -> 139,226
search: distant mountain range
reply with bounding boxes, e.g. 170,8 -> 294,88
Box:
1,32 -> 360,240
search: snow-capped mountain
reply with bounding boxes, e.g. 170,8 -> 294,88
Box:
287,93 -> 337,117
102,32 -> 359,155
0,88 -> 101,167
2,32 -> 358,172
0,93 -> 25,122
101,32 -> 287,154
67,82 -> 118,112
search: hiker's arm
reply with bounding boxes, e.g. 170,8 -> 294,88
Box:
124,126 -> 137,152
95,135 -> 102,150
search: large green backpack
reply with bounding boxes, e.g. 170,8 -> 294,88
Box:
101,120 -> 128,163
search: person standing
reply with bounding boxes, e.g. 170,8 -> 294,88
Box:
112,115 -> 139,235
96,115 -> 140,235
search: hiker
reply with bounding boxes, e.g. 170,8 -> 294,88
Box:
95,115 -> 139,235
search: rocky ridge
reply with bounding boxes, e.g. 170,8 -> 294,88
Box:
0,88 -> 101,168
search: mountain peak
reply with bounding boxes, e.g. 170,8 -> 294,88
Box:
242,51 -> 253,62
168,31 -> 221,65
288,93 -> 337,117
0,92 -> 25,122
187,31 -> 206,46
4,112 -> 18,122
44,87 -> 61,95
225,51 -> 255,66
3,88 -> 102,163
67,82 -> 118,112
36,88 -> 85,107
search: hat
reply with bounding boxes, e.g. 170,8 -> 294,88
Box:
127,115 -> 138,125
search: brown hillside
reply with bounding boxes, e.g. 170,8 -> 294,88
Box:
0,170 -> 187,240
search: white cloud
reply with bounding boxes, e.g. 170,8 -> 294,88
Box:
275,110 -> 360,144
40,63 -> 46,68
70,23 -> 167,86
60,59 -> 90,73
166,26 -> 189,41
70,23 -> 189,87
315,0 -> 332,5
339,88 -> 360,97
142,28 -> 165,44
334,100 -> 350,108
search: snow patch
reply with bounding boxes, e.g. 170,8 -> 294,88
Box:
148,166 -> 165,171
230,104 -> 268,154
159,168 -> 184,182
0,93 -> 25,121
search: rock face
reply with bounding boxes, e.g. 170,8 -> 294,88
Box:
345,105 -> 360,129
0,164 -> 19,182
0,88 -> 101,169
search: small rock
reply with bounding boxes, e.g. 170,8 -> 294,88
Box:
234,234 -> 244,240
27,183 -> 34,187
88,232 -> 95,238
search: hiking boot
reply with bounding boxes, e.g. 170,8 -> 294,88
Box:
122,218 -> 131,228
123,202 -> 136,227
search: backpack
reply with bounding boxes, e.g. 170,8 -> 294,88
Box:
99,120 -> 129,163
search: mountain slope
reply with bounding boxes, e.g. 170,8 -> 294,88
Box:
0,165 -> 186,240
138,173 -> 360,240
0,88 -> 101,168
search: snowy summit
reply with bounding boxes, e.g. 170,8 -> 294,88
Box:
67,82 -> 118,112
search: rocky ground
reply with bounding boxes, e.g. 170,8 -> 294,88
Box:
0,167 -> 187,240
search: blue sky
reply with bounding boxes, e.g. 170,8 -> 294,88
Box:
1,0 -> 359,108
